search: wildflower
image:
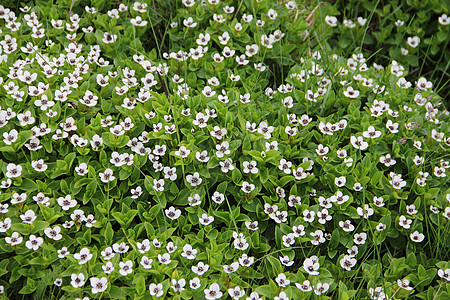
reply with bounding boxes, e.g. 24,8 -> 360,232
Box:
410,231 -> 425,242
350,136 -> 369,150
57,247 -> 70,258
397,279 -> 413,291
275,273 -> 290,288
340,255 -> 357,271
239,254 -> 254,267
314,283 -> 330,295
199,213 -> 214,226
438,14 -> 450,25
363,126 -> 382,138
172,279 -> 186,293
99,168 -> 115,183
325,16 -> 338,26
71,273 -> 86,288
5,232 -> 22,246
140,256 -> 153,269
90,277 -> 108,294
342,84 -> 360,98
295,280 -> 312,292
354,232 -> 367,245
119,260 -> 133,276
186,172 -> 202,187
339,220 -> 355,232
303,256 -> 320,275
74,247 -> 93,264
241,181 -> 255,193
228,286 -> 245,300
190,277 -> 201,289
204,283 -> 222,300
44,226 -> 62,241
25,235 -> 43,250
437,269 -> 450,281
407,36 -> 420,48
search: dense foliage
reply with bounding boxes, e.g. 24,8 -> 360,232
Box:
0,0 -> 449,299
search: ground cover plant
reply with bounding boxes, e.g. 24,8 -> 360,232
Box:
322,0 -> 450,105
0,0 -> 449,299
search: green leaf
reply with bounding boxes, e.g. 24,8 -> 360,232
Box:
14,130 -> 33,152
105,222 -> 114,245
19,278 -> 36,294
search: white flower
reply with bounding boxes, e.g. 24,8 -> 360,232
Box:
223,262 -> 239,274
140,256 -> 153,269
20,210 -> 36,224
71,273 -> 86,288
350,136 -> 368,150
44,226 -> 62,240
90,277 -> 108,294
158,253 -> 171,264
199,213 -> 214,226
438,14 -> 450,25
119,260 -> 133,276
31,159 -> 48,172
3,129 -> 18,145
438,269 -> 450,281
295,280 -> 313,292
339,220 -> 355,232
354,232 -> 367,245
278,159 -> 292,174
172,279 -> 186,293
190,277 -> 201,289
99,168 -> 115,183
6,163 -> 22,178
344,19 -> 356,28
335,176 -> 346,187
279,255 -> 294,267
219,158 -> 235,173
239,253 -> 255,267
386,120 -> 399,133
275,273 -> 290,288
397,279 -> 413,291
399,215 -> 412,229
340,255 -> 357,271
241,181 -> 255,194
314,283 -> 330,295
11,192 -> 27,205
113,242 -> 129,253
131,186 -> 143,199
325,16 -> 338,26
25,234 -> 43,250
380,154 -> 396,167
192,261 -> 209,275
363,126 -> 382,138
343,86 -> 359,98
74,247 -> 93,264
57,247 -> 70,258
57,195 -> 77,210
181,244 -> 198,260
5,232 -> 23,246
212,191 -> 224,204
150,178 -> 164,191
303,256 -> 320,275
186,172 -> 202,187
357,205 -> 374,219
165,206 -> 181,220
407,36 -> 420,48
17,111 -> 35,126
228,286 -> 245,300
204,282 -> 222,300
136,239 -> 151,254
410,231 -> 425,242
357,17 -> 367,26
